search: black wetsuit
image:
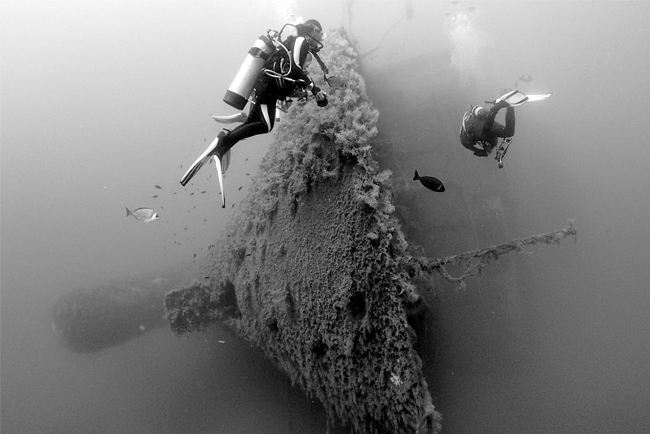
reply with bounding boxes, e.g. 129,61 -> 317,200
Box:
460,103 -> 515,157
215,36 -> 320,159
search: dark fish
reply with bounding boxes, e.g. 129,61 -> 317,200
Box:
125,207 -> 160,222
190,192 -> 194,196
201,191 -> 207,194
413,170 -> 445,192
238,186 -> 243,191
153,195 -> 158,198
155,185 -> 162,189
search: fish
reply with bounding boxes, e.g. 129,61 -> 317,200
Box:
413,170 -> 445,192
238,186 -> 243,191
153,195 -> 158,198
154,185 -> 163,189
514,75 -> 533,88
125,207 -> 160,222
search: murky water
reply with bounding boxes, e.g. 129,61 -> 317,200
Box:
3,2 -> 649,433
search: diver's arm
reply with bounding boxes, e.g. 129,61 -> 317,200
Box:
292,36 -> 327,105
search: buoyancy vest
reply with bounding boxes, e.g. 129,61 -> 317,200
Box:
261,35 -> 313,96
460,110 -> 498,151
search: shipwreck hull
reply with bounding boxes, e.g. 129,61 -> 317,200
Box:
162,27 -> 579,433
170,166 -> 438,433
165,28 -> 442,433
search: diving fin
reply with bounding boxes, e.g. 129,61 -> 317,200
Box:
180,135 -> 221,186
486,90 -> 552,107
213,155 -> 226,208
495,137 -> 513,169
211,112 -> 247,124
496,89 -> 529,107
524,92 -> 553,102
221,149 -> 231,174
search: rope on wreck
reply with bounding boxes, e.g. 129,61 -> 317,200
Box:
408,219 -> 577,289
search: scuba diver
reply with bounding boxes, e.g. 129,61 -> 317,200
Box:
180,19 -> 329,187
459,90 -> 516,167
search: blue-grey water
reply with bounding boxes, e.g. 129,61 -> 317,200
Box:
2,1 -> 649,433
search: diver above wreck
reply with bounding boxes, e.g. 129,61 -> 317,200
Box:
180,19 -> 330,190
460,89 -> 552,168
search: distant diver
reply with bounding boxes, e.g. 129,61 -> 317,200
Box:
460,89 -> 551,168
413,170 -> 445,192
180,20 -> 329,188
460,89 -> 517,168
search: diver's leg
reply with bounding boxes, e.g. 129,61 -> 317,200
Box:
215,102 -> 274,159
481,100 -> 507,136
180,134 -> 222,186
503,107 -> 515,137
488,107 -> 515,138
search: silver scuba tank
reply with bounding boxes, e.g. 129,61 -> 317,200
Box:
223,34 -> 277,110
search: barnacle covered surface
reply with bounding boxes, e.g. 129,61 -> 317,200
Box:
165,28 -> 441,434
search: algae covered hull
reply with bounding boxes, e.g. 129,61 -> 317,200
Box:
165,28 -> 442,434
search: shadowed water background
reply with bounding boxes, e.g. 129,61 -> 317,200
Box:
2,1 -> 649,433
